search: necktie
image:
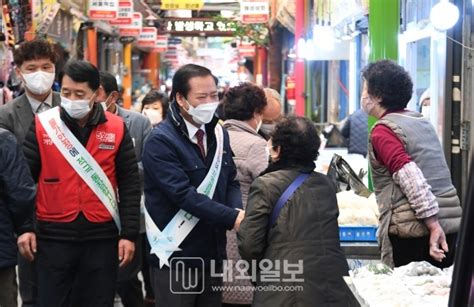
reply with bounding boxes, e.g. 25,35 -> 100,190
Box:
195,129 -> 206,157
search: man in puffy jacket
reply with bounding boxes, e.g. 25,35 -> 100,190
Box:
19,60 -> 140,306
142,64 -> 243,306
0,128 -> 36,307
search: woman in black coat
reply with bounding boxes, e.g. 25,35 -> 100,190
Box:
237,116 -> 351,307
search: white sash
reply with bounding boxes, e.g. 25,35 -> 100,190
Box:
145,125 -> 224,268
38,107 -> 121,231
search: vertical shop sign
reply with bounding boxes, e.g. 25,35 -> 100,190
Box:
240,0 -> 269,24
152,35 -> 168,53
119,12 -> 142,37
137,27 -> 157,48
88,0 -> 119,20
109,0 -> 133,26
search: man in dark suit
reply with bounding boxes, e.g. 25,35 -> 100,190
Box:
97,71 -> 153,307
0,39 -> 59,307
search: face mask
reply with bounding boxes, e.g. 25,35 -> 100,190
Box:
101,101 -> 109,112
143,109 -> 163,126
421,106 -> 430,119
260,123 -> 274,136
184,99 -> 219,125
361,96 -> 376,115
61,96 -> 92,119
255,115 -> 263,132
22,71 -> 55,95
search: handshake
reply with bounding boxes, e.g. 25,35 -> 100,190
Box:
233,208 -> 245,231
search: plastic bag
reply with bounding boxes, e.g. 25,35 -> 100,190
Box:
327,153 -> 372,197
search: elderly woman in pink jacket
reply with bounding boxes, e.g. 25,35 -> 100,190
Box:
221,82 -> 269,307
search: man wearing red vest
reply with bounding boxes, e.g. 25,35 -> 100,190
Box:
18,60 -> 140,307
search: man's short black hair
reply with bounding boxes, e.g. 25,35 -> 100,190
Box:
272,116 -> 321,167
62,60 -> 100,91
170,64 -> 218,101
222,82 -> 267,121
14,39 -> 57,67
142,90 -> 169,118
99,71 -> 118,96
362,60 -> 413,111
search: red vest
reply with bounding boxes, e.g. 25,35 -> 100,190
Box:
35,112 -> 124,223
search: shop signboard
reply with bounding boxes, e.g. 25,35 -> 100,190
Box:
47,9 -> 74,48
240,0 -> 269,24
238,43 -> 256,57
118,12 -> 142,37
162,18 -> 234,36
88,0 -> 119,20
109,0 -> 133,26
151,35 -> 168,53
36,3 -> 61,34
160,0 -> 204,10
137,27 -> 157,48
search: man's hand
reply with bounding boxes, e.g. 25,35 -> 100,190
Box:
17,232 -> 37,262
118,239 -> 135,268
234,209 -> 245,231
424,216 -> 448,262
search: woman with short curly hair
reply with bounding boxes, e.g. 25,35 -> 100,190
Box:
237,116 -> 350,307
221,82 -> 268,307
362,60 -> 462,269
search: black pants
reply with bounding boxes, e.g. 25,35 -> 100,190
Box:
117,235 -> 144,307
36,239 -> 118,307
151,266 -> 223,307
0,266 -> 18,307
18,255 -> 37,307
390,233 -> 458,268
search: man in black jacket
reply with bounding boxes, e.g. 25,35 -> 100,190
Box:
0,128 -> 36,307
19,60 -> 140,307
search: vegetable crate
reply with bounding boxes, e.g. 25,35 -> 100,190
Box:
339,226 -> 377,242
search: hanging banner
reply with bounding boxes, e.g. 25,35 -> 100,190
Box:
241,0 -> 269,24
119,12 -> 142,37
36,3 -> 61,34
137,27 -> 157,48
151,35 -> 168,53
109,0 -> 133,26
238,42 -> 256,57
160,0 -> 204,10
88,0 -> 119,20
162,18 -> 234,36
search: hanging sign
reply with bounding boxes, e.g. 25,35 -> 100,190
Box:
240,0 -> 269,24
88,0 -> 119,20
137,27 -> 157,48
162,18 -> 234,36
238,42 -> 256,57
109,0 -> 133,26
151,35 -> 168,53
119,12 -> 142,37
160,0 -> 204,10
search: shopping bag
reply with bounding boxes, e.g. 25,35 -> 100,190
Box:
327,153 -> 372,197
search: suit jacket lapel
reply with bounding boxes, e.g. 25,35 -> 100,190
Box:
52,92 -> 61,107
15,95 -> 34,138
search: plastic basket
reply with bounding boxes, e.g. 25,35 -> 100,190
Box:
339,226 -> 377,242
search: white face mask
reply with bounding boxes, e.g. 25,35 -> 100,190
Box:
101,101 -> 109,112
61,96 -> 92,119
421,106 -> 430,119
22,71 -> 55,95
184,99 -> 219,125
142,109 -> 163,126
260,123 -> 275,136
255,115 -> 263,132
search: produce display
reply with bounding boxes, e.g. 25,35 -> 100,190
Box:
337,190 -> 379,226
348,262 -> 453,306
